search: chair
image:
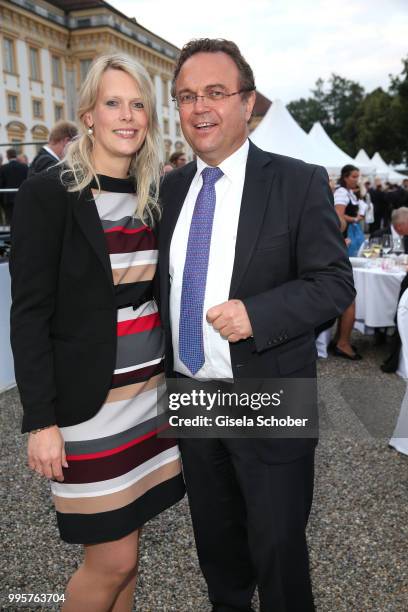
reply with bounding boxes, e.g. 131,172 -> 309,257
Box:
389,288 -> 408,455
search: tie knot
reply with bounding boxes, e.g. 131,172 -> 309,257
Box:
201,166 -> 223,186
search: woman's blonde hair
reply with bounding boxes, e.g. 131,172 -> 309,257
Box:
61,53 -> 162,224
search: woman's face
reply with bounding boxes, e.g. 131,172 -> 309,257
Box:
345,170 -> 360,190
85,68 -> 149,169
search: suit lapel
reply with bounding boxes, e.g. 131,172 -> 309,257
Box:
229,141 -> 275,297
71,187 -> 114,290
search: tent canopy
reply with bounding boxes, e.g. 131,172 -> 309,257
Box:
371,152 -> 406,183
250,99 -> 323,166
354,149 -> 377,174
308,122 -> 372,175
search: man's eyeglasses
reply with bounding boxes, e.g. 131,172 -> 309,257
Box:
172,89 -> 255,109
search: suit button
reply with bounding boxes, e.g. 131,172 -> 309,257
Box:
267,340 -> 272,346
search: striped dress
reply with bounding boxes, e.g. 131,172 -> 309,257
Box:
51,175 -> 184,544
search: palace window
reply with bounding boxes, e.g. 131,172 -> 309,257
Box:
3,38 -> 16,74
54,103 -> 64,121
79,58 -> 92,82
7,93 -> 19,114
32,99 -> 43,118
162,79 -> 169,107
29,47 -> 41,81
52,55 -> 63,87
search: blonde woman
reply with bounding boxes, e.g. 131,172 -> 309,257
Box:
10,54 -> 184,611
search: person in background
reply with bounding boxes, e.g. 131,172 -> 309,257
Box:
17,154 -> 29,165
371,207 -> 408,253
369,179 -> 388,232
0,148 -> 28,225
28,120 -> 78,177
169,151 -> 187,168
162,162 -> 174,174
402,178 -> 408,191
10,53 -> 184,612
0,153 -> 3,167
332,164 -> 362,360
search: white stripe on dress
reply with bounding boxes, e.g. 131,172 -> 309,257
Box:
110,250 -> 158,268
117,301 -> 158,323
113,357 -> 163,376
60,384 -> 166,441
94,192 -> 137,220
51,447 -> 180,498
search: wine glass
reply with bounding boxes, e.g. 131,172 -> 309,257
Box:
392,236 -> 403,256
361,239 -> 372,258
382,235 -> 392,256
370,237 -> 382,258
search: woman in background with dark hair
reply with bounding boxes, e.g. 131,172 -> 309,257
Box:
332,164 -> 362,360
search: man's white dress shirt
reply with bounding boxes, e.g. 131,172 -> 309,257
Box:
169,139 -> 249,379
42,145 -> 60,161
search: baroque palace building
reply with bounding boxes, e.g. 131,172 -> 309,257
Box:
0,0 -> 188,161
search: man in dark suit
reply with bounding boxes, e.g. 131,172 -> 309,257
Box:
159,39 -> 355,612
370,207 -> 408,254
0,148 -> 28,225
28,120 -> 78,178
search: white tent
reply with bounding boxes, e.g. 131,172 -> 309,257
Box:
250,99 -> 323,165
371,152 -> 406,183
354,149 -> 377,175
308,122 -> 372,175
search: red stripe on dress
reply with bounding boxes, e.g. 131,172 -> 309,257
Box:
104,230 -> 156,255
66,423 -> 170,461
111,361 -> 164,387
62,435 -> 177,484
105,225 -> 151,235
117,312 -> 161,336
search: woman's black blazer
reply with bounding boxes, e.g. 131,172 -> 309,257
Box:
10,167 -> 147,433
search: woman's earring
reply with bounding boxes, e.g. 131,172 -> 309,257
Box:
87,126 -> 94,136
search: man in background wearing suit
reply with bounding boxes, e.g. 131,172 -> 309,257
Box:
371,207 -> 408,254
28,120 -> 77,178
0,148 -> 28,225
159,39 -> 355,612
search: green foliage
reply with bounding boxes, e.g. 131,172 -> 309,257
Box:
287,57 -> 408,164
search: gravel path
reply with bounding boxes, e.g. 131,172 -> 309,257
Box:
1,333 -> 407,611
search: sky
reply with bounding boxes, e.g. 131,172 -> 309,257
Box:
110,0 -> 408,104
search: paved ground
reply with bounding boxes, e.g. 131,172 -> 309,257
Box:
1,333 -> 407,611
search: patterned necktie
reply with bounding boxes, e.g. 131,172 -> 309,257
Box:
179,166 -> 224,375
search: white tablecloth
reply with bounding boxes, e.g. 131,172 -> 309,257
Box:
0,261 -> 15,391
352,264 -> 405,328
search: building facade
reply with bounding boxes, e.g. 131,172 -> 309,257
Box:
0,0 -> 188,162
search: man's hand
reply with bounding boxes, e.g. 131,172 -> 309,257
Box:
206,299 -> 253,343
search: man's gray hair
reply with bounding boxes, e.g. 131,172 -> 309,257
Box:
392,207 -> 408,224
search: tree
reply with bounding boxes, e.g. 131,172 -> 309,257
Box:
388,56 -> 408,164
287,97 -> 326,133
286,57 -> 408,164
350,88 -> 397,162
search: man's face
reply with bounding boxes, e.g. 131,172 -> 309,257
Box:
394,222 -> 408,236
175,52 -> 255,166
175,155 -> 187,167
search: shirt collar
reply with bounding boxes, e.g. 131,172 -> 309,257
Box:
43,145 -> 60,160
391,224 -> 401,238
195,139 -> 249,182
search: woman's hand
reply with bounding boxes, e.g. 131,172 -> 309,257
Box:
28,425 -> 68,482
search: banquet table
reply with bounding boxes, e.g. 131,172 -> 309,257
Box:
350,258 -> 406,329
0,261 -> 15,391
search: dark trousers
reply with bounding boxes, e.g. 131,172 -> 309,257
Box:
179,437 -> 315,612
